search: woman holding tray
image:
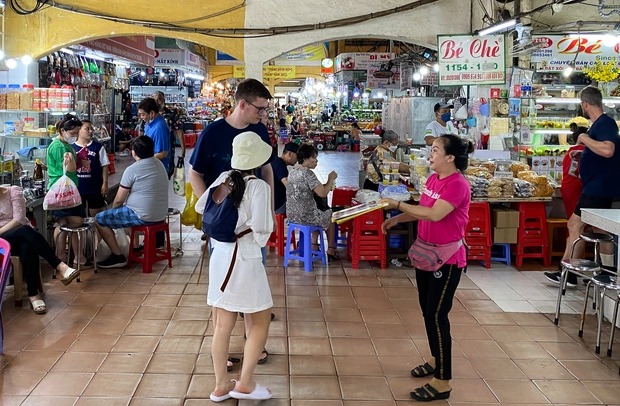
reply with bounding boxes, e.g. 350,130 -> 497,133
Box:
380,133 -> 473,402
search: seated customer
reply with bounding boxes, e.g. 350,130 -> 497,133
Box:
116,122 -> 134,153
272,142 -> 299,214
286,144 -> 338,259
0,185 -> 79,314
364,130 -> 409,191
95,136 -> 169,268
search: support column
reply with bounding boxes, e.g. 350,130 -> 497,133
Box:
516,0 -> 532,69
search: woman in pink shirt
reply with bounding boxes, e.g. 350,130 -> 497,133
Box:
381,134 -> 473,402
0,186 -> 79,314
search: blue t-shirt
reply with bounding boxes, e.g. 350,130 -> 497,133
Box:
145,115 -> 171,171
580,114 -> 620,197
271,156 -> 289,210
189,119 -> 273,188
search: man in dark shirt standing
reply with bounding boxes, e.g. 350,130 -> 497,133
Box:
271,142 -> 299,214
545,86 -> 620,286
153,91 -> 187,177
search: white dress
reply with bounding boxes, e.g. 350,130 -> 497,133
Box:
206,172 -> 274,313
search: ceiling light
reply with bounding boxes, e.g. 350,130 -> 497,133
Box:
5,58 -> 17,69
84,52 -> 106,62
419,66 -> 429,76
478,19 -> 518,36
21,55 -> 32,65
433,63 -> 439,72
413,72 -> 422,81
140,71 -> 146,77
186,73 -> 205,81
159,72 -> 165,78
353,91 -> 360,98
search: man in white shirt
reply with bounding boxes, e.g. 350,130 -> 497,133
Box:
424,101 -> 457,145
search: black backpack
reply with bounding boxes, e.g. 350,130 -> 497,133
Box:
198,174 -> 255,291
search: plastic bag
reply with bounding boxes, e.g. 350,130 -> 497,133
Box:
173,157 -> 186,197
95,229 -> 130,261
43,167 -> 82,210
181,182 -> 198,226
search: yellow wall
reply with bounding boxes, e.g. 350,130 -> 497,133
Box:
5,1 -> 245,60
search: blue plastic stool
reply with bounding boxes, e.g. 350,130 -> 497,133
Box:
334,223 -> 348,249
491,243 -> 511,266
284,223 -> 327,272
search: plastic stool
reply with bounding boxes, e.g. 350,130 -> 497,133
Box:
547,218 -> 568,262
127,222 -> 173,273
580,274 -> 620,355
283,223 -> 327,272
491,243 -> 511,266
167,208 -> 183,257
10,257 -> 43,307
334,223 -> 348,249
267,213 -> 291,257
54,219 -> 98,281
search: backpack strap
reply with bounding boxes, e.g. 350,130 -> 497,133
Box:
219,227 -> 253,292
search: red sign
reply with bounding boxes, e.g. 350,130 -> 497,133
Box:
82,36 -> 155,66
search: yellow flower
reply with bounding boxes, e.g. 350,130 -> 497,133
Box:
582,60 -> 620,83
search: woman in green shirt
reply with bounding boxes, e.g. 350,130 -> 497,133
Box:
46,114 -> 87,266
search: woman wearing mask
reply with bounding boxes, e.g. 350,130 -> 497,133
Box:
381,134 -> 473,402
0,186 -> 79,314
46,114 -> 86,267
286,144 -> 339,259
72,119 -> 110,217
364,130 -> 409,191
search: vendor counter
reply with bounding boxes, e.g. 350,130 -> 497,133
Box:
28,154 -> 134,242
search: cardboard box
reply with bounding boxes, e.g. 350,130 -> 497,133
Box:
491,207 -> 520,228
493,227 -> 518,244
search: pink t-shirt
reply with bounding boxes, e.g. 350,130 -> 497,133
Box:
417,172 -> 471,267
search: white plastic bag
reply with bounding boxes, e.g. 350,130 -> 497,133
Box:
43,166 -> 82,210
173,157 -> 186,197
95,228 -> 130,261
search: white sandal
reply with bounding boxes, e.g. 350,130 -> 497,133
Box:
29,297 -> 47,315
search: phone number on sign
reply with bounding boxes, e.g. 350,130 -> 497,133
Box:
441,72 -> 504,82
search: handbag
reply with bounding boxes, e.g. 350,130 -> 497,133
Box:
313,192 -> 330,211
408,237 -> 464,272
173,157 -> 186,197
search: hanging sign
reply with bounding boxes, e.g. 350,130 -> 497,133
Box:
233,66 -> 297,80
437,34 -> 506,85
531,34 -> 620,72
334,53 -> 393,72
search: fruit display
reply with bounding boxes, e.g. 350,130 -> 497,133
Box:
512,145 -> 568,157
534,120 -> 568,129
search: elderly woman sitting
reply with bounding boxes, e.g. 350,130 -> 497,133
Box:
286,143 -> 339,259
364,129 -> 410,191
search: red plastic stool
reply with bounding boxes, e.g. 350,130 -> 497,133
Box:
184,132 -> 197,148
267,213 -> 291,257
127,222 -> 173,273
465,202 -> 492,269
513,202 -> 550,266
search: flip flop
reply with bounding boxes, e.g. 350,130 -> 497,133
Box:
29,298 -> 47,315
60,267 -> 80,286
229,383 -> 272,400
210,379 -> 237,403
410,383 -> 451,402
257,349 -> 269,365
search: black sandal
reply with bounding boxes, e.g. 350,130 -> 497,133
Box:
410,384 -> 451,402
327,246 -> 340,261
227,356 -> 240,372
411,362 -> 435,378
257,349 -> 269,365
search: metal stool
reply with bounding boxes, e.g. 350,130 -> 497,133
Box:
53,218 -> 98,281
579,274 -> 620,355
554,231 -> 615,325
167,208 -> 183,257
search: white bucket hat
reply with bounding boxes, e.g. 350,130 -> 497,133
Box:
231,131 -> 272,170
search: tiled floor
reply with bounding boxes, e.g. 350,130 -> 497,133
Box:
2,149 -> 620,405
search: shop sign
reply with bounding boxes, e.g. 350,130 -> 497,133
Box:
531,34 -> 620,71
232,65 -> 297,80
321,58 -> 334,74
367,61 -> 400,89
400,63 -> 413,91
83,36 -> 155,66
437,34 -> 506,85
155,49 -> 185,66
334,52 -> 393,72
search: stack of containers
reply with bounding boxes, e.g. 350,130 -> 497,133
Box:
20,84 -> 34,110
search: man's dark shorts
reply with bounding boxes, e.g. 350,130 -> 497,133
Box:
574,194 -> 614,217
81,193 -> 107,211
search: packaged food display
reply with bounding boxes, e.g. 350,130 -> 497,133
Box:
488,178 -> 514,198
6,84 -> 20,110
464,166 -> 493,179
510,162 -> 530,177
513,178 -> 533,198
467,175 -> 489,198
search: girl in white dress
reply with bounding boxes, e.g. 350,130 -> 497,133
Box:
207,131 -> 274,402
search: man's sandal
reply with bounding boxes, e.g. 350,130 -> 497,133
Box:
29,297 -> 47,315
411,362 -> 435,378
410,384 -> 451,402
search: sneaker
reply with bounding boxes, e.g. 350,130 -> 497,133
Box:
98,254 -> 127,269
544,271 -> 577,288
